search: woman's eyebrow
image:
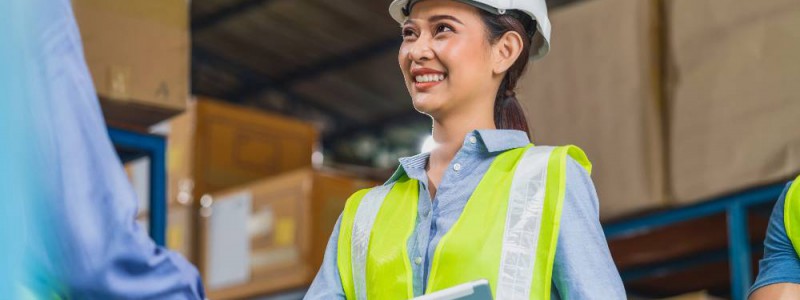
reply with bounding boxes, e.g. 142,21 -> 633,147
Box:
429,15 -> 464,25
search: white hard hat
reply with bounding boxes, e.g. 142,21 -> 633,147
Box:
389,0 -> 551,59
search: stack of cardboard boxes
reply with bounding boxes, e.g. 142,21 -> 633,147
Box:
124,98 -> 380,299
664,0 -> 800,204
519,0 -> 800,221
137,97 -> 380,298
518,0 -> 664,220
167,98 -> 379,298
74,0 -> 381,297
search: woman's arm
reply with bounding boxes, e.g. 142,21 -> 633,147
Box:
305,215 -> 347,299
750,283 -> 800,300
551,158 -> 626,299
749,181 -> 800,298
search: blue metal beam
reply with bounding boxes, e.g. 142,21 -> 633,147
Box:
108,127 -> 167,246
728,203 -> 753,300
604,183 -> 787,239
604,183 -> 788,299
192,0 -> 278,31
619,242 -> 763,283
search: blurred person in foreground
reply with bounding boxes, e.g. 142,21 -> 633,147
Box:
750,175 -> 800,300
0,0 -> 204,298
305,0 -> 625,299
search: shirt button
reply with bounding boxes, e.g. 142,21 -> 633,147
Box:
469,136 -> 477,144
414,257 -> 423,265
453,163 -> 462,171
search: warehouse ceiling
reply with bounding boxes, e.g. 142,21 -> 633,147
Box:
190,0 -> 584,166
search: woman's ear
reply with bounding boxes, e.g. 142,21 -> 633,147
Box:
492,31 -> 524,75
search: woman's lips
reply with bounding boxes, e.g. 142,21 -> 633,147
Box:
414,78 -> 444,91
411,68 -> 447,92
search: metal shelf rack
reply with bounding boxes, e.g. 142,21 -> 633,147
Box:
108,127 -> 168,247
604,183 -> 788,300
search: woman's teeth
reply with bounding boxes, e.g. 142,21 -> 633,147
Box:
415,74 -> 445,83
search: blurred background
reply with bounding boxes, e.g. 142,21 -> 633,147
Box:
73,0 -> 799,299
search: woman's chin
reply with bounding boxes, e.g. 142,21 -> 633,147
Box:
412,95 -> 444,113
411,101 -> 440,117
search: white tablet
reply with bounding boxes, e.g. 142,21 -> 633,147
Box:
411,279 -> 493,300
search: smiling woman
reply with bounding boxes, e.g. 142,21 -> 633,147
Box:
305,0 -> 626,299
398,0 -> 535,137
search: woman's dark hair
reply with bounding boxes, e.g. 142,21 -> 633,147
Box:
479,10 -> 537,139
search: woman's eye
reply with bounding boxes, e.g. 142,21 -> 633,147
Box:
401,28 -> 417,38
435,24 -> 454,34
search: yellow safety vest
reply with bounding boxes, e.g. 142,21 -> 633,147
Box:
336,144 -> 592,300
783,175 -> 800,255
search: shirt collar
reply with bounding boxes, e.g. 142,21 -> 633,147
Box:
383,129 -> 531,186
475,129 -> 531,153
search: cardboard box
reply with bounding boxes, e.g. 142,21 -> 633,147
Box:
199,169 -> 379,299
154,97 -> 319,213
156,97 -> 317,263
665,0 -> 800,203
72,0 -> 189,127
124,96 -> 317,265
518,0 -> 665,220
190,97 -> 319,198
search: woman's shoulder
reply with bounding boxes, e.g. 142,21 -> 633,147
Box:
523,144 -> 599,210
524,144 -> 592,176
562,154 -> 600,214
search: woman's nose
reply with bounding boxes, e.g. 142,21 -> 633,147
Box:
408,35 -> 434,62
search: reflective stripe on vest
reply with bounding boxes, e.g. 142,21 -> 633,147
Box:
351,184 -> 394,300
495,146 -> 551,299
337,144 -> 591,300
783,175 -> 800,256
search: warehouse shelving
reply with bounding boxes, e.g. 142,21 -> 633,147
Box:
108,127 -> 167,247
604,183 -> 788,300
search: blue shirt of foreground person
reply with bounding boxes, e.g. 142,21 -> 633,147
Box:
0,0 -> 204,298
749,176 -> 800,299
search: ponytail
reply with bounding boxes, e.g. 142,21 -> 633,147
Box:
493,82 -> 530,137
481,10 -> 537,139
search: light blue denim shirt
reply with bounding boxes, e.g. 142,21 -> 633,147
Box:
306,129 -> 625,299
750,180 -> 800,295
2,1 -> 205,297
